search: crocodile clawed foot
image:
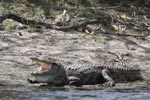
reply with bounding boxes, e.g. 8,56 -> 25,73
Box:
69,81 -> 81,87
103,81 -> 115,87
68,76 -> 81,87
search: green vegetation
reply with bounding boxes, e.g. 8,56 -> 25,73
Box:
0,0 -> 147,17
27,23 -> 36,31
0,0 -> 149,35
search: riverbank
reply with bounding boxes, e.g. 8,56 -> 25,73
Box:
0,29 -> 150,90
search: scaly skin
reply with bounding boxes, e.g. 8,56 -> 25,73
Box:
27,57 -> 150,87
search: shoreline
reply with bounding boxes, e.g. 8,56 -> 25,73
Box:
0,29 -> 150,90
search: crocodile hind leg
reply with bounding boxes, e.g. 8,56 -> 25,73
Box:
102,69 -> 115,87
68,76 -> 81,87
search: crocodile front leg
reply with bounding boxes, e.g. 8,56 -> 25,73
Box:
102,69 -> 115,87
68,76 -> 81,87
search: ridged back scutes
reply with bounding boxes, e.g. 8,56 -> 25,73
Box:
97,63 -> 140,71
65,63 -> 140,73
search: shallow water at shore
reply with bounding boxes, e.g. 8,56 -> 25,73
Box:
1,86 -> 150,100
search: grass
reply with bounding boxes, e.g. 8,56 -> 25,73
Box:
27,24 -> 36,31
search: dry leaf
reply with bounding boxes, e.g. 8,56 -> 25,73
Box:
112,24 -> 119,31
120,14 -> 131,20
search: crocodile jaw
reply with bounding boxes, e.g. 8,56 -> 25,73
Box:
30,58 -> 67,84
34,75 -> 53,83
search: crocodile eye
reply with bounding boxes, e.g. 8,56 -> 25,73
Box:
51,63 -> 60,68
51,63 -> 64,72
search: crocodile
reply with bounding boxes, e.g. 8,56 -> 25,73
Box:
27,57 -> 150,87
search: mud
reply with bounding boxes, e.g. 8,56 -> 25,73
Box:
0,29 -> 150,90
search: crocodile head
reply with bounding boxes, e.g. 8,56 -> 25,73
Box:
29,57 -> 68,85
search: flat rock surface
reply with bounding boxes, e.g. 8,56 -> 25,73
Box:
0,29 -> 150,90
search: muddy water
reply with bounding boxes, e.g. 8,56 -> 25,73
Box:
1,86 -> 150,100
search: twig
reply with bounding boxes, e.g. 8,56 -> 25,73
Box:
108,51 -> 127,68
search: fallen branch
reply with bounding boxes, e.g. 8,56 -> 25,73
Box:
0,13 -> 103,31
0,13 -> 148,37
0,13 -> 53,28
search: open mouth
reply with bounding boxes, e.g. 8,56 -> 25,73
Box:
29,57 -> 65,84
30,57 -> 51,73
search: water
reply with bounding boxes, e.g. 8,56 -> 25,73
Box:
1,86 -> 150,100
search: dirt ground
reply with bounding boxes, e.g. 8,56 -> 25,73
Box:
0,29 -> 150,90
